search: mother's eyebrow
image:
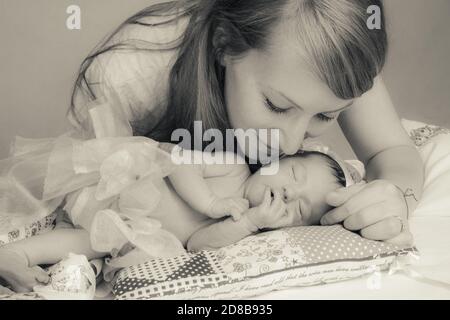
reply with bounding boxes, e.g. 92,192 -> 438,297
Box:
325,101 -> 354,113
273,87 -> 354,113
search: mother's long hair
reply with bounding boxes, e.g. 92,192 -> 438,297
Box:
69,0 -> 387,145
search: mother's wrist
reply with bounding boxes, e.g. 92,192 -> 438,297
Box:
394,185 -> 419,220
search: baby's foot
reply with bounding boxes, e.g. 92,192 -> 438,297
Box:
0,247 -> 49,293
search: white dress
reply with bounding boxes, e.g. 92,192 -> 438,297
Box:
1,12 -> 191,279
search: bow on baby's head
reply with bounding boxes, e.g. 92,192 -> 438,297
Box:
297,139 -> 365,187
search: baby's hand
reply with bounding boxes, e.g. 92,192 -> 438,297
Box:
247,187 -> 290,230
208,197 -> 250,221
0,247 -> 49,293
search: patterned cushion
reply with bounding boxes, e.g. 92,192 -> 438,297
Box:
0,212 -> 56,246
112,226 -> 415,300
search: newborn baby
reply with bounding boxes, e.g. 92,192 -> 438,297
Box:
163,147 -> 347,251
0,139 -> 354,292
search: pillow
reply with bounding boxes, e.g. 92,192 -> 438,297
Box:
401,119 -> 450,217
112,226 -> 415,300
401,119 -> 450,284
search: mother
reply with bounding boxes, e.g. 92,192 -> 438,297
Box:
68,0 -> 423,246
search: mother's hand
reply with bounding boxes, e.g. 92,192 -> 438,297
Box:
320,180 -> 414,247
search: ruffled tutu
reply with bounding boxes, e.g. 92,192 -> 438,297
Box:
1,117 -> 186,281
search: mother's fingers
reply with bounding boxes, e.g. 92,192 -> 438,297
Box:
320,204 -> 352,226
322,181 -> 404,226
325,182 -> 367,207
360,217 -> 404,241
386,230 -> 414,247
343,203 -> 394,231
321,198 -> 386,226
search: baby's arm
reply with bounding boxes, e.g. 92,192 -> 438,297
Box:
0,228 -> 106,292
187,187 -> 290,251
167,148 -> 249,220
187,214 -> 259,252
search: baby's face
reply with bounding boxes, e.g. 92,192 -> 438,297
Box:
244,154 -> 342,226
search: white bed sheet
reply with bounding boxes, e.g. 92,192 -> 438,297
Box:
251,216 -> 450,300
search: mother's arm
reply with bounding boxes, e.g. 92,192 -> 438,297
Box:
340,76 -> 424,207
321,77 -> 424,246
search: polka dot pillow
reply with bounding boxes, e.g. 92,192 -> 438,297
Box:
112,226 -> 415,300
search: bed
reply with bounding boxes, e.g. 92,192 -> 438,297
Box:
251,216 -> 450,300
1,119 -> 449,300
109,119 -> 450,300
253,119 -> 450,300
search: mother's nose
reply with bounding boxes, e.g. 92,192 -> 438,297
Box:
282,139 -> 304,156
281,119 -> 309,155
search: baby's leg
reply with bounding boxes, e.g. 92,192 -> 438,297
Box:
0,247 -> 49,293
0,228 -> 106,292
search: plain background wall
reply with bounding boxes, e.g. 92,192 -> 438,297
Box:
1,0 -> 449,159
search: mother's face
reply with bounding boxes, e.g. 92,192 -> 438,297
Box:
223,31 -> 353,159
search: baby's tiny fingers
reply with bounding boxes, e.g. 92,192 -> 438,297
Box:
226,205 -> 242,221
231,199 -> 249,213
271,211 -> 290,229
230,211 -> 242,222
261,187 -> 272,207
270,189 -> 284,210
237,199 -> 250,211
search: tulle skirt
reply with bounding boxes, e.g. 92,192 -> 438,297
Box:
0,132 -> 186,280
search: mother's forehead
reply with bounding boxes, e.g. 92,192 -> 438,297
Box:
252,46 -> 350,112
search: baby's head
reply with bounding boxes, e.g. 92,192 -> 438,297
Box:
244,151 -> 348,227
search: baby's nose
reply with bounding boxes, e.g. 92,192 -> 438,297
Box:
282,185 -> 301,202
